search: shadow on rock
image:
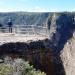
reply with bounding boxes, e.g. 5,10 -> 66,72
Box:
48,13 -> 75,75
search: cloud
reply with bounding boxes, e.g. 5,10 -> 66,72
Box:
63,8 -> 75,12
0,7 -> 49,12
49,8 -> 59,12
32,0 -> 39,1
0,8 -> 25,12
0,7 -> 60,12
0,8 -> 8,12
18,0 -> 25,1
0,0 -> 6,4
72,8 -> 75,11
29,7 -> 61,12
0,0 -> 9,2
30,6 -> 49,12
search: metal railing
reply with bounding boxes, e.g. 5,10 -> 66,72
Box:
0,25 -> 48,36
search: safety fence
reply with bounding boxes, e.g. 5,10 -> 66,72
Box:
0,25 -> 48,36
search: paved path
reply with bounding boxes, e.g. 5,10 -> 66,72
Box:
0,33 -> 48,45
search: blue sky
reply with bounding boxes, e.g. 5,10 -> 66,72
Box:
0,0 -> 75,12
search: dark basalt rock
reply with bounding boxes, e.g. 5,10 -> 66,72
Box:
0,39 -> 54,75
47,12 -> 75,75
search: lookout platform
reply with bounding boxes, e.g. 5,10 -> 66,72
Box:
0,25 -> 49,45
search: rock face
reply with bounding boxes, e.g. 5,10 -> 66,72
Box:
60,32 -> 75,75
48,13 -> 74,48
0,40 -> 54,75
47,12 -> 75,75
0,12 -> 50,26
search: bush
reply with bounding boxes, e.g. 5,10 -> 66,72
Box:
21,61 -> 46,75
0,58 -> 46,75
0,64 -> 13,75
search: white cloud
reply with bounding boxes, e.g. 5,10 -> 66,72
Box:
29,7 -> 61,12
0,8 -> 26,12
29,6 -> 49,12
0,8 -> 8,12
49,8 -> 59,12
0,0 -> 9,2
0,7 -> 60,12
63,8 -> 75,12
0,7 -> 49,12
18,0 -> 25,1
32,0 -> 39,1
72,8 -> 75,12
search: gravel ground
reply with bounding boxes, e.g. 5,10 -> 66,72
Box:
0,33 -> 48,45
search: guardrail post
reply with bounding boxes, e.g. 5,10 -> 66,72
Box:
0,25 -> 48,37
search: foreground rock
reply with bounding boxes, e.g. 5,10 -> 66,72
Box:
0,39 -> 54,75
60,32 -> 75,75
46,12 -> 75,75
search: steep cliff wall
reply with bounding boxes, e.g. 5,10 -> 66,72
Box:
47,12 -> 75,75
0,40 -> 54,75
0,12 -> 50,26
60,32 -> 75,75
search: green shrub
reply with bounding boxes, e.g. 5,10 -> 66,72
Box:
21,61 -> 46,75
0,58 -> 46,75
0,64 -> 13,75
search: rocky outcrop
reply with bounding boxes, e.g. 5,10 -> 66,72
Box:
47,12 -> 75,75
60,32 -> 75,75
0,12 -> 49,26
0,39 -> 54,75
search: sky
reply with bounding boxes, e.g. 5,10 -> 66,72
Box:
0,0 -> 75,12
